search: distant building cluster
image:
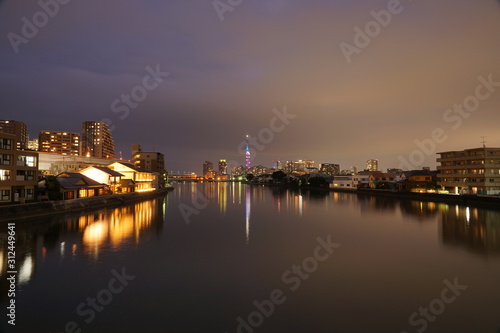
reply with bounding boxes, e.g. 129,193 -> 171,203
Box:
2,120 -> 499,200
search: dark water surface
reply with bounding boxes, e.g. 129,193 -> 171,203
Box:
1,183 -> 500,333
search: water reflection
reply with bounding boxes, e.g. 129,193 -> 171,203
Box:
0,197 -> 166,297
245,185 -> 250,244
398,200 -> 438,221
439,205 -> 500,254
79,200 -> 163,258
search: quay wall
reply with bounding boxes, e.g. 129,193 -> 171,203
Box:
0,187 -> 173,223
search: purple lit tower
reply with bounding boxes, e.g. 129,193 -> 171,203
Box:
245,135 -> 251,168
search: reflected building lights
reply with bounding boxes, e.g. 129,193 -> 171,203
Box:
60,241 -> 65,258
80,199 -> 161,259
218,182 -> 227,214
18,255 -> 34,285
245,185 -> 251,244
298,194 -> 303,217
440,205 -> 500,254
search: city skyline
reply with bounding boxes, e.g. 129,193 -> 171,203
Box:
1,1 -> 499,174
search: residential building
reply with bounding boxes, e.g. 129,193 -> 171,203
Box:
248,165 -> 271,176
39,131 -> 80,156
284,159 -> 315,174
369,172 -> 396,189
219,159 -> 228,176
231,165 -> 248,178
366,159 -> 379,172
356,174 -> 370,188
319,163 -> 340,176
0,120 -> 29,150
437,147 -> 500,195
27,138 -> 39,151
131,144 -> 167,187
406,170 -> 437,193
203,161 -> 216,179
330,175 -> 357,190
108,161 -> 157,192
274,159 -> 284,170
40,172 -> 107,200
0,132 -> 38,203
80,166 -> 124,194
81,121 -> 115,158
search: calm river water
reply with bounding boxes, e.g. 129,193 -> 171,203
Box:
1,182 -> 500,333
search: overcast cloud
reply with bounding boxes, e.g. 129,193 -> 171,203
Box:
1,0 -> 499,173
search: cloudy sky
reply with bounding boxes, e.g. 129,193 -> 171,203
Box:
1,0 -> 499,173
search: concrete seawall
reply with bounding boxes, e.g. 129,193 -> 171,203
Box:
0,187 -> 174,223
339,188 -> 500,209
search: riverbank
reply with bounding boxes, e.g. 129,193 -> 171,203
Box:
333,188 -> 500,209
248,183 -> 500,210
0,186 -> 174,223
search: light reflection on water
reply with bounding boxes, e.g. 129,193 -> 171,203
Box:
1,184 -> 500,333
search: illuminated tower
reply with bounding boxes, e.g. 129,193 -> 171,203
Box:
245,135 -> 251,168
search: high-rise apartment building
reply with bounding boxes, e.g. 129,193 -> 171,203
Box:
366,159 -> 379,172
319,163 -> 340,176
437,147 -> 500,195
203,161 -> 216,179
0,120 -> 29,150
219,159 -> 228,175
81,121 -> 115,158
39,131 -> 80,156
284,159 -> 315,174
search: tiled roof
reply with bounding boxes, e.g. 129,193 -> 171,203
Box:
57,172 -> 106,189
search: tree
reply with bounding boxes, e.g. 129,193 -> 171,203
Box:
308,176 -> 327,187
272,170 -> 287,182
45,176 -> 63,200
246,173 -> 255,181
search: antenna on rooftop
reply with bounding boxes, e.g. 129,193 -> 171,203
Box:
481,136 -> 487,149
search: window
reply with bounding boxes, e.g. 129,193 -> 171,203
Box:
26,188 -> 33,198
26,170 -> 35,181
1,190 -> 10,201
0,170 -> 10,181
17,155 -> 37,167
16,170 -> 25,181
0,154 -> 10,165
0,139 -> 12,150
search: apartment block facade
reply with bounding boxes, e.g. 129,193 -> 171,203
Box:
0,132 -> 39,203
437,147 -> 500,195
81,121 -> 115,158
39,131 -> 80,156
0,120 -> 29,150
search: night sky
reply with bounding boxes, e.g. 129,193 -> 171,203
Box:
1,0 -> 499,174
